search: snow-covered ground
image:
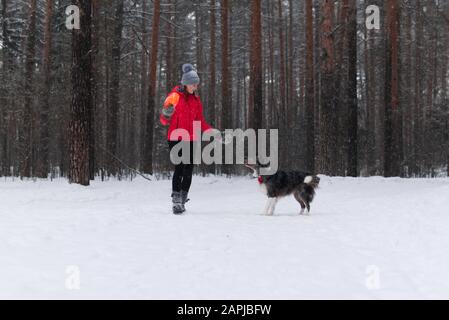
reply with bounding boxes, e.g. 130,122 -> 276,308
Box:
1,175 -> 449,299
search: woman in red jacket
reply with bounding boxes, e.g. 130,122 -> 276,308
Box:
160,64 -> 213,214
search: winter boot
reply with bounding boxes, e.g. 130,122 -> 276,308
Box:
171,191 -> 184,215
180,190 -> 189,211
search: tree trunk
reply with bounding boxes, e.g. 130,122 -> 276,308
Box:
304,0 -> 315,173
317,0 -> 336,176
143,0 -> 161,174
403,4 -> 413,176
346,0 -> 358,176
195,3 -> 203,86
287,0 -> 294,114
1,0 -> 9,176
141,0 -> 149,170
164,0 -> 172,91
384,0 -> 402,177
220,0 -> 232,175
412,0 -> 423,176
208,0 -> 217,174
267,0 -> 275,129
36,0 -> 53,178
439,5 -> 449,176
69,0 -> 92,186
20,0 -> 37,178
90,0 -> 100,180
249,0 -> 262,132
209,0 -> 217,128
442,8 -> 449,176
277,0 -> 286,119
107,0 -> 124,176
221,0 -> 231,131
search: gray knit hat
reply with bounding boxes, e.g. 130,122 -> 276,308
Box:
181,63 -> 200,85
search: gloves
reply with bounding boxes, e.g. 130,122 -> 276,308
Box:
160,104 -> 175,126
161,92 -> 180,126
162,104 -> 175,118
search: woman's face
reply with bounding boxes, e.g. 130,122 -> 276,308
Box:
186,84 -> 198,94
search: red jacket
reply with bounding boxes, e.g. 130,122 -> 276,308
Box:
160,86 -> 212,141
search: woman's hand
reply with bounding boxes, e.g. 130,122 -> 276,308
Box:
162,104 -> 175,118
160,92 -> 180,126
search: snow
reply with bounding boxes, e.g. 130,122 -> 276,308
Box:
1,175 -> 449,299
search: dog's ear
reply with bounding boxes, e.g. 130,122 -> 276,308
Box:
243,159 -> 254,170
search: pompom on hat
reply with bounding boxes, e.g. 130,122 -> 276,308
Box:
181,63 -> 200,85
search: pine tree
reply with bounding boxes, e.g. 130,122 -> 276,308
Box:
19,0 -> 37,178
143,0 -> 161,174
36,0 -> 54,178
69,0 -> 93,186
304,0 -> 315,173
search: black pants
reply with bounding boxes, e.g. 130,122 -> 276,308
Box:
168,140 -> 195,193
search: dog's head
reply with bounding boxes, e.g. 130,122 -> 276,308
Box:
244,159 -> 270,178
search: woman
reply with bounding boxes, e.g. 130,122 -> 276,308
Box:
160,64 -> 214,215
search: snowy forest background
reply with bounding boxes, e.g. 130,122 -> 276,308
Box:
0,0 -> 448,185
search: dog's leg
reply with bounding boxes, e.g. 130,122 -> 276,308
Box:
263,198 -> 273,215
294,190 -> 306,215
263,198 -> 275,215
267,197 -> 278,216
299,201 -> 306,215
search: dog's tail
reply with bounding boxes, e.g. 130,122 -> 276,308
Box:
304,175 -> 320,188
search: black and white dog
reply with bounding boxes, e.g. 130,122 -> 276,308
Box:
245,162 -> 320,216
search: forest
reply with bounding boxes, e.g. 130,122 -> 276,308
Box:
0,0 -> 448,185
